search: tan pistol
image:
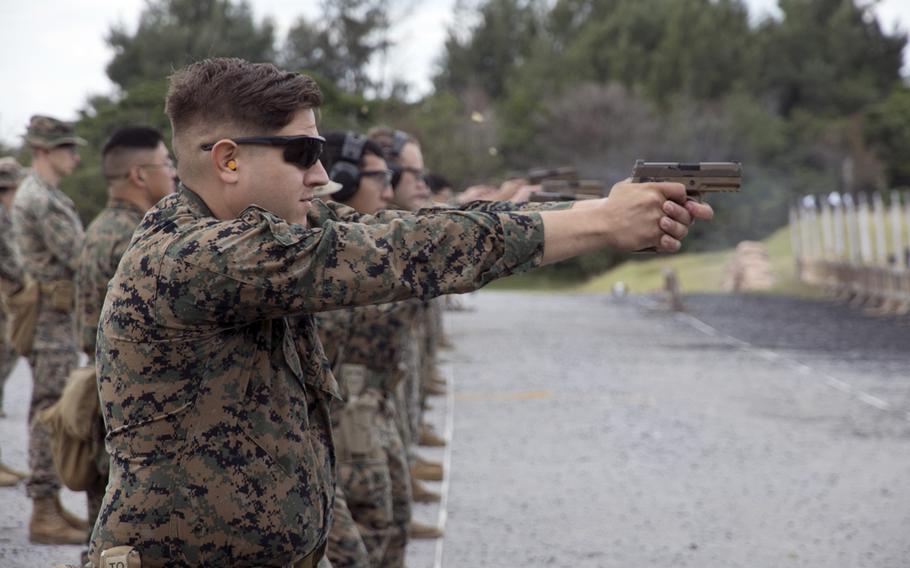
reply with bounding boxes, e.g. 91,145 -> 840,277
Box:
630,160 -> 742,197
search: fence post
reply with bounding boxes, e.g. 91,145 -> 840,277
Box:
808,195 -> 822,260
844,193 -> 859,265
832,192 -> 845,259
790,205 -> 802,280
872,192 -> 888,267
890,191 -> 904,270
858,193 -> 873,265
821,195 -> 834,259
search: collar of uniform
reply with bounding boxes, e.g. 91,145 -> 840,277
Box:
178,183 -> 216,219
106,197 -> 146,216
26,170 -> 55,192
27,170 -> 76,209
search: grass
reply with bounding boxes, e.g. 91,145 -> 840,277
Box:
492,225 -> 823,298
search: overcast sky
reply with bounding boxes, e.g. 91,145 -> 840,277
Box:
1,0 -> 908,146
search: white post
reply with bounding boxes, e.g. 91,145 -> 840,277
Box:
858,193 -> 873,264
808,195 -> 822,259
831,192 -> 845,259
844,193 -> 860,264
790,205 -> 801,260
820,196 -> 833,259
890,191 -> 904,270
799,198 -> 812,261
872,192 -> 888,266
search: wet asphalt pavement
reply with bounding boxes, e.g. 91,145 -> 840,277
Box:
2,291 -> 909,567
410,291 -> 910,568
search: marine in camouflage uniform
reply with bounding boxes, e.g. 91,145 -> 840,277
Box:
0,157 -> 26,417
74,126 -> 176,539
76,198 -> 144,523
87,59 -> 710,568
88,184 -> 546,567
0,156 -> 30,487
318,301 -> 416,568
11,116 -> 89,545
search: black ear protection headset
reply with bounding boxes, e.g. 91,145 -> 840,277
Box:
387,130 -> 411,189
329,132 -> 368,201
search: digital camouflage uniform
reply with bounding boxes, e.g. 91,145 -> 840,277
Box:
88,186 -> 545,567
318,300 -> 417,568
0,199 -> 25,409
318,309 -> 373,568
75,199 -> 145,534
328,484 -> 371,567
12,170 -> 84,499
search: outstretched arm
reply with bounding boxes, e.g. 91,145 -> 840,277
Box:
539,181 -> 713,265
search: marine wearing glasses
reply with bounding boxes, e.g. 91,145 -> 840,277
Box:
200,135 -> 326,169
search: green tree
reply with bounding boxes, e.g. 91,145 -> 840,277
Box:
755,0 -> 906,117
282,0 -> 391,94
106,0 -> 276,91
434,0 -> 544,99
866,85 -> 910,188
62,0 -> 278,223
62,80 -> 173,223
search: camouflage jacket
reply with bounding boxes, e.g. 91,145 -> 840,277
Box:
0,202 -> 24,293
11,171 -> 83,349
315,199 -> 567,395
75,198 -> 144,358
316,300 -> 417,396
90,185 -> 544,567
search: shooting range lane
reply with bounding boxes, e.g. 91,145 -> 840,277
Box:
418,291 -> 909,568
668,305 -> 899,418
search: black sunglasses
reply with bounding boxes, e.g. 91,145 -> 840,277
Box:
200,135 -> 325,168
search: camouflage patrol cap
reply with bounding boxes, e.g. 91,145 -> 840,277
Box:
0,156 -> 25,188
24,115 -> 87,149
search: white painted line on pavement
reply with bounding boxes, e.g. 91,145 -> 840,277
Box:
670,308 -> 906,420
823,376 -> 854,393
857,393 -> 891,410
434,365 -> 455,568
682,315 -> 718,337
757,349 -> 781,361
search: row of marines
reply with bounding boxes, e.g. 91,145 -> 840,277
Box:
0,57 -> 710,567
0,118 -> 466,567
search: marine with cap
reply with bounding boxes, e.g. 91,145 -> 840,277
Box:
11,115 -> 89,545
88,57 -> 711,568
0,156 -> 31,487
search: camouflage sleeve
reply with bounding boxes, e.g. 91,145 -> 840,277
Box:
77,232 -> 132,356
315,308 -> 356,366
0,207 -> 24,288
307,199 -> 413,225
37,194 -> 84,272
458,200 -> 575,213
163,206 -> 545,323
308,198 -> 570,226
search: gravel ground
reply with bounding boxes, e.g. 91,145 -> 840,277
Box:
2,291 -> 909,567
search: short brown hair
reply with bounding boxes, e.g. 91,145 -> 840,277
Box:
166,58 -> 322,174
167,58 -> 322,135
